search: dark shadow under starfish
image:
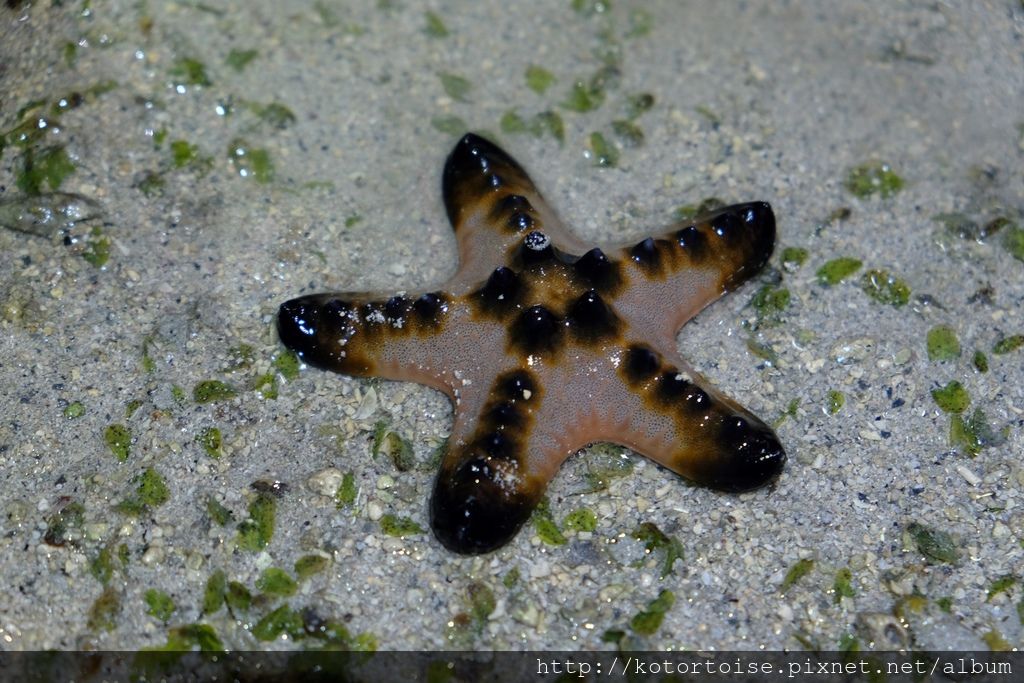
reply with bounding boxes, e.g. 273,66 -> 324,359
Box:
278,133 -> 785,555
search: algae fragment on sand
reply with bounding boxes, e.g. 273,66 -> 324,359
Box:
563,507 -> 598,533
379,513 -> 423,538
630,589 -> 675,636
104,423 -> 131,461
816,257 -> 862,285
144,589 -> 175,622
256,567 -> 298,597
193,380 -> 237,404
860,269 -> 910,307
926,326 -> 961,361
907,521 -> 959,564
781,557 -> 815,592
931,380 -> 969,414
844,162 -> 904,198
237,492 -> 276,551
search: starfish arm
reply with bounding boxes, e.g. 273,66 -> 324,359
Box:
277,290 -> 470,393
430,365 -> 570,554
610,201 -> 776,346
584,341 -> 785,492
442,133 -> 591,288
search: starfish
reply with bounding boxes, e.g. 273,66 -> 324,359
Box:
278,133 -> 785,555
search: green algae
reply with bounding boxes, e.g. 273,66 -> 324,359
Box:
198,427 -> 223,458
611,119 -> 644,147
468,581 -> 496,625
625,92 -> 655,120
227,139 -> 273,183
531,498 -> 566,546
335,471 -> 357,509
833,568 -> 855,603
88,587 -> 120,632
534,111 -> 565,143
781,557 -> 814,592
675,197 -> 725,222
104,423 -> 131,461
424,11 -> 448,37
926,326 -> 961,361
773,398 -> 800,428
499,110 -> 565,144
860,269 -> 910,307
438,72 -> 472,101
816,257 -> 862,285
431,115 -> 468,136
372,423 -> 415,472
986,575 -> 1017,602
63,401 -> 85,418
117,467 -> 170,515
90,545 -> 118,585
1003,224 -> 1024,262
138,468 -> 170,506
125,400 -> 143,418
253,373 -> 278,399
225,48 -> 258,71
257,567 -> 298,597
907,521 -> 959,565
780,246 -> 809,269
250,605 -> 302,641
226,581 -> 252,611
500,110 -> 531,134
563,507 -> 598,533
749,284 -> 790,324
973,350 -> 989,373
170,140 -> 199,168
630,589 -> 675,636
993,334 -> 1024,355
503,567 -> 520,589
950,408 -> 994,457
933,212 -> 980,240
151,624 -> 225,653
144,589 -> 175,622
251,102 -> 296,129
844,162 -> 904,198
192,380 -> 237,404
236,492 -> 276,551
379,513 -> 424,537
136,172 -> 165,197
931,380 -> 969,414
81,227 -> 111,268
202,570 -> 227,615
227,344 -> 256,371
295,554 -> 329,580
562,79 -> 605,112
525,65 -> 555,94
16,145 -> 76,196
582,443 -> 634,492
273,350 -> 300,380
982,630 -> 1012,651
589,131 -> 618,167
170,57 -> 211,87
44,501 -> 84,547
826,390 -> 845,415
633,522 -> 684,578
205,497 -> 233,526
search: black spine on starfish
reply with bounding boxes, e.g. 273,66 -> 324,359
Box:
278,133 -> 785,555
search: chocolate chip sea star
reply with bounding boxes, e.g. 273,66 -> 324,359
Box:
278,133 -> 785,554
